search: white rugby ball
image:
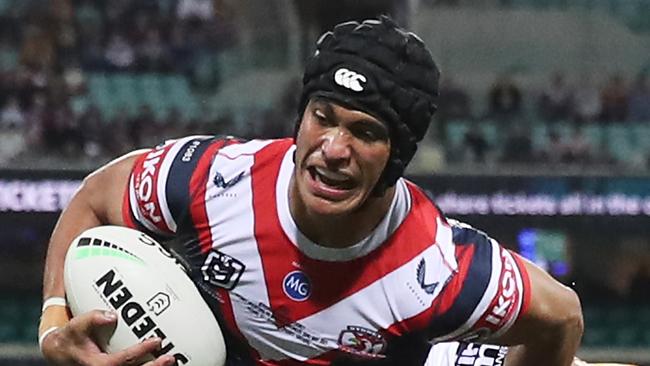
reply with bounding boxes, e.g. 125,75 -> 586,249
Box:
64,226 -> 226,366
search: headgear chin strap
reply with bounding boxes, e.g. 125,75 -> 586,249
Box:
296,16 -> 440,192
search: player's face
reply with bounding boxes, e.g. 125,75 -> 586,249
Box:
292,98 -> 391,217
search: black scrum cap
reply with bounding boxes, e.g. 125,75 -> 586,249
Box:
298,16 -> 440,190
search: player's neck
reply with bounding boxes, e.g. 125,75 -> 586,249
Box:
289,183 -> 396,249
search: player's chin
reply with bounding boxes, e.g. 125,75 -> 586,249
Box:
303,188 -> 365,216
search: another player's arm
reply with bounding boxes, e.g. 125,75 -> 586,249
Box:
40,150 -> 175,366
498,257 -> 584,366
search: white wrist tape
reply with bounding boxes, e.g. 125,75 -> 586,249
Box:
38,326 -> 60,350
41,297 -> 67,312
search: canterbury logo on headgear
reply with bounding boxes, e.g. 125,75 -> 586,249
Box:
334,68 -> 367,92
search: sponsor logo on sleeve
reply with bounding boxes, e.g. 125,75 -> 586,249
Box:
134,148 -> 167,225
474,249 -> 523,334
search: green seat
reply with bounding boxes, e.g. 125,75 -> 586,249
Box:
582,123 -> 603,147
605,124 -> 637,163
445,120 -> 469,148
161,76 -> 198,119
480,120 -> 499,147
630,123 -> 650,151
531,122 -> 549,151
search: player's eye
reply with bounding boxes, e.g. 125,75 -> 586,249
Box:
350,123 -> 388,143
313,109 -> 334,127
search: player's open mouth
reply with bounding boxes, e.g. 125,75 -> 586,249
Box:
307,166 -> 355,191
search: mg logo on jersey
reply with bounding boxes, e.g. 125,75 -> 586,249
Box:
283,271 -> 311,301
334,68 -> 367,92
338,326 -> 387,359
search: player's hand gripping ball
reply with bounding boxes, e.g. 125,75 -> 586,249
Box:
64,226 -> 226,366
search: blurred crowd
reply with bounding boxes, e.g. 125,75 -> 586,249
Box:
0,0 -> 239,166
439,71 -> 650,169
0,0 -> 650,173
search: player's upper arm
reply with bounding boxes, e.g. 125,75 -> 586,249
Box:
428,219 -> 582,348
81,149 -> 150,226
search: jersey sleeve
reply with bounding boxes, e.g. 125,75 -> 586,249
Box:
428,219 -> 531,343
122,135 -> 223,238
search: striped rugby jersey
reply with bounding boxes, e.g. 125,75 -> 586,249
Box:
122,136 -> 531,365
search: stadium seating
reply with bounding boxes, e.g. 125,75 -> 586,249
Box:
506,0 -> 650,32
87,73 -> 199,120
445,119 -> 650,166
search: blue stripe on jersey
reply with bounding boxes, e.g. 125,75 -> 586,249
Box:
165,136 -> 214,232
429,224 -> 494,339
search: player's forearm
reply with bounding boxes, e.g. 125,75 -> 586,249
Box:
42,185 -> 104,299
42,151 -> 141,299
504,309 -> 583,366
40,176 -> 109,343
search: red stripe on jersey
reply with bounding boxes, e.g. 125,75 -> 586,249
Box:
252,151 -> 442,325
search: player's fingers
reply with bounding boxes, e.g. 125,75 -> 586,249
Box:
141,354 -> 177,366
68,310 -> 117,337
108,337 -> 162,365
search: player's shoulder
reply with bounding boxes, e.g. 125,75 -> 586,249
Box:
134,135 -> 290,172
399,180 -> 494,248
